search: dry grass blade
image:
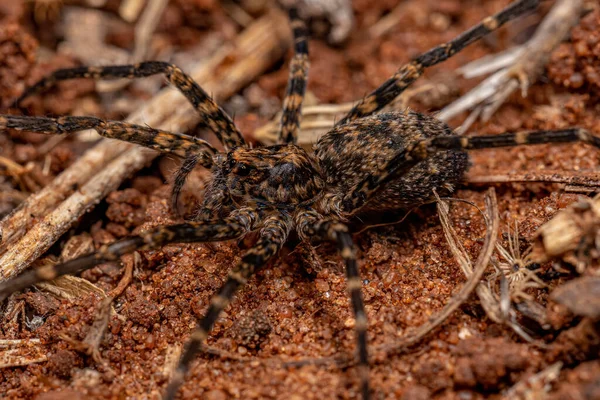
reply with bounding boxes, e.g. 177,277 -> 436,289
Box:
36,233 -> 106,299
437,190 -> 539,342
0,10 -> 291,281
36,275 -> 107,300
438,0 -> 584,131
376,188 -> 499,357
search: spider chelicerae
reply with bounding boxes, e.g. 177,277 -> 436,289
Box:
0,0 -> 599,398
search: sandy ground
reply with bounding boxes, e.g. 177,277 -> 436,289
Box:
0,1 -> 599,399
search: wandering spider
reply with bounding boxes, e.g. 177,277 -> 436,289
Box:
0,0 -> 599,398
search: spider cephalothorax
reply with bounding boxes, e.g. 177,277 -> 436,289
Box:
223,144 -> 324,208
1,1 -> 599,399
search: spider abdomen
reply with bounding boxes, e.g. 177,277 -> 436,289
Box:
314,111 -> 469,213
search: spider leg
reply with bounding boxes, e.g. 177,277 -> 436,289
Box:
296,209 -> 370,399
0,115 -> 217,165
171,153 -> 205,214
343,127 -> 600,214
336,0 -> 539,126
163,213 -> 292,400
13,61 -> 246,149
278,7 -> 309,144
0,208 -> 260,302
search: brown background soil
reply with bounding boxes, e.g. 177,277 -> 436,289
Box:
1,1 -> 599,399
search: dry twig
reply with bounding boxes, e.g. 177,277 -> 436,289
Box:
438,0 -> 584,131
59,7 -> 130,66
437,193 -> 539,342
466,170 -> 600,189
0,10 -> 291,281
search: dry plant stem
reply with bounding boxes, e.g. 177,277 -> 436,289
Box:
438,0 -> 583,126
0,11 -> 291,281
466,170 -> 600,188
438,194 -> 536,341
377,188 -> 499,357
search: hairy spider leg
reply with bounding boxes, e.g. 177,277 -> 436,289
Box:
344,127 -> 600,213
278,6 -> 310,144
163,213 -> 292,400
296,209 -> 370,399
13,61 -> 246,149
0,208 -> 260,302
0,115 -> 217,165
336,0 -> 540,126
171,153 -> 207,213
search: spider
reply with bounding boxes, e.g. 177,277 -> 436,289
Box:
0,0 -> 599,398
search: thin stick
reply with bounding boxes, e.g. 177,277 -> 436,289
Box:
465,170 -> 600,188
0,10 -> 291,281
437,0 -> 584,127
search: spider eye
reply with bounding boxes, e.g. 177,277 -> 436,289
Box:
233,163 -> 253,176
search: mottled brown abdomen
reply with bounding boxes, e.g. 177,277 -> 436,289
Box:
314,111 -> 469,213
